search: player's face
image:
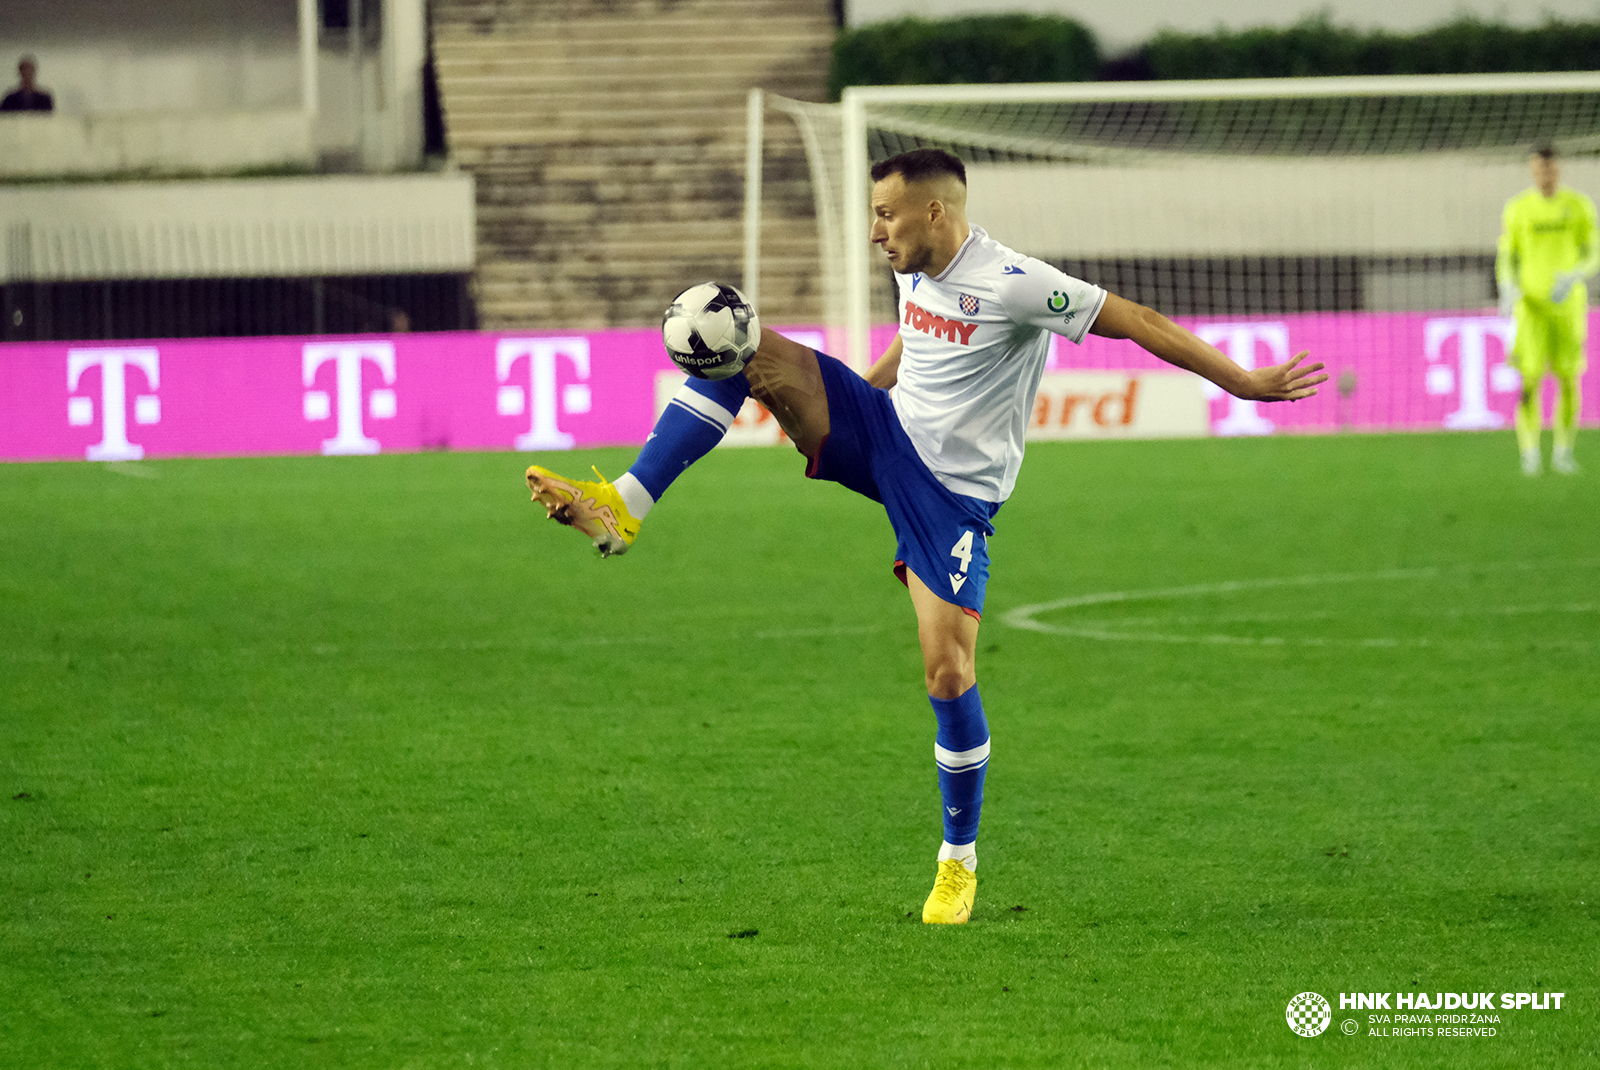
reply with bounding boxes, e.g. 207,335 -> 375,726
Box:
1531,153 -> 1560,196
870,174 -> 937,275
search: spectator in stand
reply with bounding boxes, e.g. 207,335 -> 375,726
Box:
1,56 -> 54,113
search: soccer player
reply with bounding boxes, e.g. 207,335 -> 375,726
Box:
1497,144 -> 1597,476
527,149 -> 1326,924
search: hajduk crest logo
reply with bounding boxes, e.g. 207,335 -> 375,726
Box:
1286,992 -> 1333,1037
959,293 -> 980,316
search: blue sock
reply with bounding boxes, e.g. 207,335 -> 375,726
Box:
931,684 -> 989,846
627,373 -> 751,501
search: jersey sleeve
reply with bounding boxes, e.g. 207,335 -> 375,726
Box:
992,257 -> 1107,345
1496,197 -> 1519,288
1577,192 -> 1600,277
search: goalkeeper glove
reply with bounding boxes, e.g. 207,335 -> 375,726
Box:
1551,271 -> 1582,303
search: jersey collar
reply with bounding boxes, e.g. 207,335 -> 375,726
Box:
930,225 -> 981,284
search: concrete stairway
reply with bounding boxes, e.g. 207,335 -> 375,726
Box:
431,0 -> 836,330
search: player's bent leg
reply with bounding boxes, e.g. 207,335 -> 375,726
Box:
526,464 -> 641,556
528,282 -> 765,556
907,568 -> 979,698
907,568 -> 987,924
528,364 -> 752,556
742,328 -> 832,458
627,374 -> 752,510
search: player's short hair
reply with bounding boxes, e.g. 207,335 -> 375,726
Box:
870,148 -> 967,187
1531,142 -> 1558,160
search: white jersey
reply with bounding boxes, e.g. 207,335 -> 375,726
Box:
890,225 -> 1107,502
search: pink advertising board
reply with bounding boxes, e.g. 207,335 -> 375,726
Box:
1,313 -> 1596,462
1054,311 -> 1600,437
0,330 -> 678,462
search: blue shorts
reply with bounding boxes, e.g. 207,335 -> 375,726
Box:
806,352 -> 1001,618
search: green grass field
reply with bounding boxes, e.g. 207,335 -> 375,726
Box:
2,432 -> 1595,1069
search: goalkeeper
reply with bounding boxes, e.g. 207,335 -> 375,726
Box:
1497,144 -> 1597,475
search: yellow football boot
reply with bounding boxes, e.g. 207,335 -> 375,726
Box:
525,464 -> 641,557
922,858 -> 976,925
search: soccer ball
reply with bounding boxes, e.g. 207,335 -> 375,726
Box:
661,282 -> 761,381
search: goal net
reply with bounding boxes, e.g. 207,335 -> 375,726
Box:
751,73 -> 1600,434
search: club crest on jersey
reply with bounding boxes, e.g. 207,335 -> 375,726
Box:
959,293 -> 980,316
903,300 -> 978,345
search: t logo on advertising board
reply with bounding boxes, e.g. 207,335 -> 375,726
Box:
67,348 -> 161,461
302,342 -> 397,456
1423,317 -> 1520,429
495,338 -> 592,450
1193,322 -> 1286,436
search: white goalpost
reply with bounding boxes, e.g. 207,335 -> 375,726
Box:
749,72 -> 1600,381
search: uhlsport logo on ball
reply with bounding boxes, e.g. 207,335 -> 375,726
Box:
661,281 -> 760,381
1286,992 -> 1333,1036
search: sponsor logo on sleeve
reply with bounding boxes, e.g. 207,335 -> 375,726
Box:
1048,289 -> 1077,325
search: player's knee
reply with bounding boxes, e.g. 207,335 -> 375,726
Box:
746,328 -> 807,383
752,326 -> 805,363
925,657 -> 975,700
743,330 -> 829,452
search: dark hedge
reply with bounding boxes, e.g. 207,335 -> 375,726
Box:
830,14 -> 1600,92
828,15 -> 1100,99
1141,15 -> 1600,80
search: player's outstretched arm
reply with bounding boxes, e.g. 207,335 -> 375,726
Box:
865,334 -> 903,390
1089,293 -> 1328,402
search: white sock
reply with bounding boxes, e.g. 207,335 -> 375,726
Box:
939,840 -> 977,872
613,472 -> 654,520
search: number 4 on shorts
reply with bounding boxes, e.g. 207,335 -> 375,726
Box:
949,531 -> 973,574
948,531 -> 974,595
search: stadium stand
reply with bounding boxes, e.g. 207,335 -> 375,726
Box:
430,0 -> 836,329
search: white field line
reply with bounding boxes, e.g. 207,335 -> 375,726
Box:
1001,563 -> 1599,650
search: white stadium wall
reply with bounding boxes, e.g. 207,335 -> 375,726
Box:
0,173 -> 477,283
965,159 -> 1600,260
0,109 -> 316,177
0,0 -> 427,175
963,158 -> 1600,316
